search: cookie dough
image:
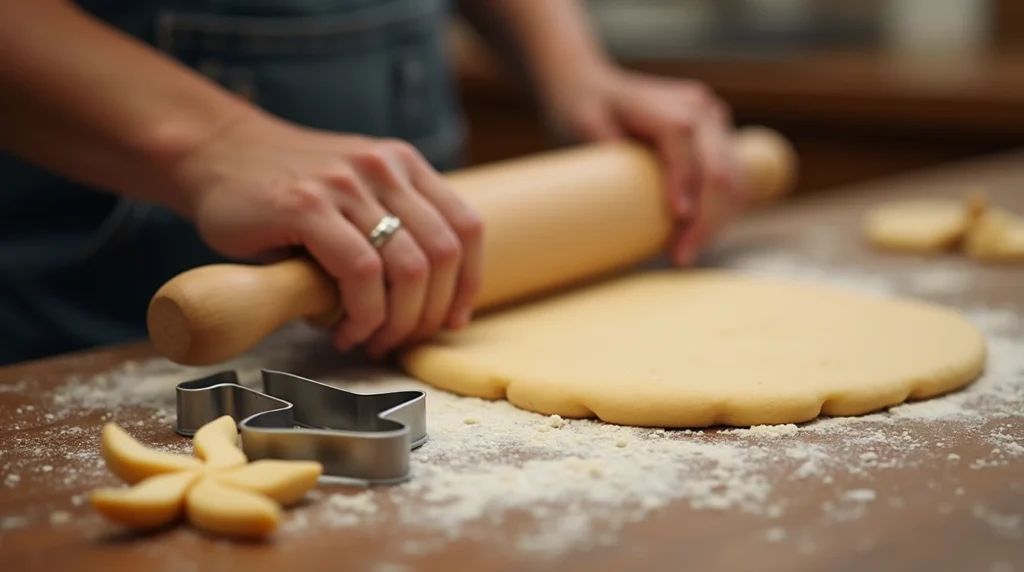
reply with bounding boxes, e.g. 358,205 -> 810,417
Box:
863,199 -> 968,253
964,206 -> 1024,262
399,271 -> 986,428
90,416 -> 322,539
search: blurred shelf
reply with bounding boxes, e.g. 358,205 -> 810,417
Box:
449,23 -> 1024,193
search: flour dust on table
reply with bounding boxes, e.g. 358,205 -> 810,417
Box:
3,231 -> 1023,562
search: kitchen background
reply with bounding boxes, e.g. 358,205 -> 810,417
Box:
453,0 -> 1024,195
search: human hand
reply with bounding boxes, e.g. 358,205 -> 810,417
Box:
170,113 -> 484,360
541,67 -> 746,265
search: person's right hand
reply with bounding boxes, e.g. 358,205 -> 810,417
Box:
170,113 -> 485,360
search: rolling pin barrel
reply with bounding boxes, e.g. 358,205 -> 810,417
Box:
147,126 -> 797,365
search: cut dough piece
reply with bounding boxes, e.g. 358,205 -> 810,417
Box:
964,206 -> 1024,262
193,415 -> 248,469
186,476 -> 281,539
216,460 -> 324,506
100,423 -> 203,484
399,271 -> 986,428
91,471 -> 200,529
863,199 -> 968,253
90,417 -> 323,539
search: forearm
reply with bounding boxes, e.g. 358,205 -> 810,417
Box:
457,0 -> 614,98
0,0 -> 257,217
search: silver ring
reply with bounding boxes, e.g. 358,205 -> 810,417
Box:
368,214 -> 402,249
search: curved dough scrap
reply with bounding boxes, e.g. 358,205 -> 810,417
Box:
100,423 -> 203,484
964,206 -> 1024,262
91,418 -> 324,540
186,476 -> 281,539
863,199 -> 967,253
215,460 -> 323,506
91,471 -> 201,529
399,271 -> 987,428
193,415 -> 247,469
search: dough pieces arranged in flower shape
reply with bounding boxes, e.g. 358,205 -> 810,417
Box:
90,416 -> 322,539
399,271 -> 987,428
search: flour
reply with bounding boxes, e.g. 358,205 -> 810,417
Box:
903,264 -> 977,296
973,505 -> 1023,539
3,232 -> 1022,561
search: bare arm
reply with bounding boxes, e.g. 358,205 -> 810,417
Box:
458,0 -> 742,266
456,0 -> 614,101
0,0 -> 257,217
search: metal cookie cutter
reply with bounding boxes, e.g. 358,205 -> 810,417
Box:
174,369 -> 427,485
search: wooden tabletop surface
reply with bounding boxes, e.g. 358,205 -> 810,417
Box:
2,150 -> 1024,571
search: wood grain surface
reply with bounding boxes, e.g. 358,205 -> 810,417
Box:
2,150 -> 1023,572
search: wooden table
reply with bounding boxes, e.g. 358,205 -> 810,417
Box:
2,151 -> 1023,571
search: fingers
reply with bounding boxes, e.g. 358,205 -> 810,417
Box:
668,85 -> 740,265
359,160 -> 463,354
406,154 -> 484,331
335,184 -> 430,360
322,140 -> 483,358
656,127 -> 700,221
297,200 -> 387,352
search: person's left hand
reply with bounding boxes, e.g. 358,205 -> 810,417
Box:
540,66 -> 746,266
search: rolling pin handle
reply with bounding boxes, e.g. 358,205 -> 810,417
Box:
147,258 -> 340,366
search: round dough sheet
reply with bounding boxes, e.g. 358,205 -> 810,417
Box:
399,271 -> 986,428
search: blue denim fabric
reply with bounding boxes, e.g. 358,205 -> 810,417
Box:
0,0 -> 465,365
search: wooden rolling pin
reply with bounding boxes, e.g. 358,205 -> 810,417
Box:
148,126 -> 797,365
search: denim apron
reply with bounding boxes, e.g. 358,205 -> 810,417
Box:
0,0 -> 466,365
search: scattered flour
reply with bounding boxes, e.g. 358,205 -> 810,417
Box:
903,264 -> 976,297
973,505 -> 1023,539
2,224 -> 1021,561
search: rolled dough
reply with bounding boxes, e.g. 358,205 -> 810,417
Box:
399,271 -> 986,428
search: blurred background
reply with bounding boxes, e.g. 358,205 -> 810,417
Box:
452,0 -> 1024,195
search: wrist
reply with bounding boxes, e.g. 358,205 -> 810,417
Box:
144,101 -> 263,219
532,51 -> 618,105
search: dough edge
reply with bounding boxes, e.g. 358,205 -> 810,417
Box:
399,271 -> 988,428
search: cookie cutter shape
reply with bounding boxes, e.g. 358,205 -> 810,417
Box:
175,369 -> 427,485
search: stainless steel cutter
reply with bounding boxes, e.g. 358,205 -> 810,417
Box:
174,369 -> 427,484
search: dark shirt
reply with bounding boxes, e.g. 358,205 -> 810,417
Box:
0,0 -> 466,365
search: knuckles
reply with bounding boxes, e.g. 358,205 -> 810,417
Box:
275,180 -> 331,218
425,233 -> 462,268
451,211 -> 484,243
378,138 -> 419,163
350,252 -> 385,282
320,166 -> 371,203
393,250 -> 430,285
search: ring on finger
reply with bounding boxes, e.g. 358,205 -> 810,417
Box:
368,214 -> 402,249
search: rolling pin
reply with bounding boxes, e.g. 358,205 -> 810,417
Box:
148,126 -> 797,365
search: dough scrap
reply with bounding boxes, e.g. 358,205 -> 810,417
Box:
863,199 -> 968,253
90,415 -> 323,539
863,189 -> 1024,263
964,206 -> 1024,262
399,271 -> 986,428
